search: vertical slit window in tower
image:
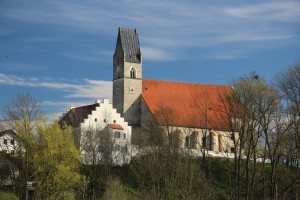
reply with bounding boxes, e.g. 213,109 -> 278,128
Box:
130,68 -> 136,78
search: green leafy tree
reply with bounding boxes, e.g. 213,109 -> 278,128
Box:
2,92 -> 43,199
0,191 -> 19,200
33,121 -> 87,200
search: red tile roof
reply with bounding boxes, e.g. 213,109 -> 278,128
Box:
142,79 -> 232,131
108,124 -> 124,130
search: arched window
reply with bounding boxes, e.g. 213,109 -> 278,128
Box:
130,68 -> 136,78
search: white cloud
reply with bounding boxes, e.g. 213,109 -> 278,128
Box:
0,73 -> 112,100
208,51 -> 246,60
62,53 -> 103,62
1,0 -> 299,61
43,100 -> 96,111
27,36 -> 64,43
215,33 -> 293,43
141,47 -> 175,61
0,63 -> 38,71
225,2 -> 300,21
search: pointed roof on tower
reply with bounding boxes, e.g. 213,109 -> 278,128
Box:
116,27 -> 141,63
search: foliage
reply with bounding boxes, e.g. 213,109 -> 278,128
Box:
0,191 -> 19,200
101,177 -> 130,200
32,122 -> 87,199
1,92 -> 44,199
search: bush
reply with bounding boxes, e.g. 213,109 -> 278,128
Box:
58,191 -> 76,200
0,191 -> 19,200
101,178 -> 129,200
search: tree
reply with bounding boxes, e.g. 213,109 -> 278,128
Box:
191,92 -> 214,179
2,92 -> 43,199
130,106 -> 217,200
276,61 -> 300,168
33,121 -> 87,199
0,191 -> 19,200
275,60 -> 300,198
78,111 -> 131,199
101,177 -> 129,200
80,126 -> 115,199
219,73 -> 283,199
2,92 -> 42,131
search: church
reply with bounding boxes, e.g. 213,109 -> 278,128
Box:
59,28 -> 237,163
112,27 -> 236,153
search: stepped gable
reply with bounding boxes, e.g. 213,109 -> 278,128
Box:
59,103 -> 99,127
142,79 -> 232,131
118,27 -> 141,63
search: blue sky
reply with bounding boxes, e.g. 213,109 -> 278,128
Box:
0,0 -> 299,118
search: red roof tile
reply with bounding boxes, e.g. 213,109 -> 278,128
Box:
142,79 -> 232,131
108,124 -> 124,130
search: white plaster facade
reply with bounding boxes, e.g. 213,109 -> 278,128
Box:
0,130 -> 18,155
72,99 -> 132,165
157,125 -> 237,153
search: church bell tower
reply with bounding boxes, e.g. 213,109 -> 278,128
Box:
113,28 -> 142,126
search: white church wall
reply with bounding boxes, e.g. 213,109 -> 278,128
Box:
157,125 -> 237,153
78,99 -> 132,165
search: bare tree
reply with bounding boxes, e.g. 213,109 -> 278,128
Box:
191,92 -> 214,179
3,92 -> 42,131
130,106 -> 217,199
218,73 -> 283,200
275,60 -> 300,199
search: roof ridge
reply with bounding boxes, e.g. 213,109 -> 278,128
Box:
71,103 -> 99,110
143,79 -> 230,87
119,27 -> 136,31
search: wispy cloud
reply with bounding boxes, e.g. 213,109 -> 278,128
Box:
225,2 -> 300,21
215,33 -> 293,43
0,0 -> 299,61
208,51 -> 247,60
62,53 -> 103,63
0,73 -> 112,99
27,36 -> 65,43
0,63 -> 39,71
42,100 -> 96,115
141,47 -> 175,61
